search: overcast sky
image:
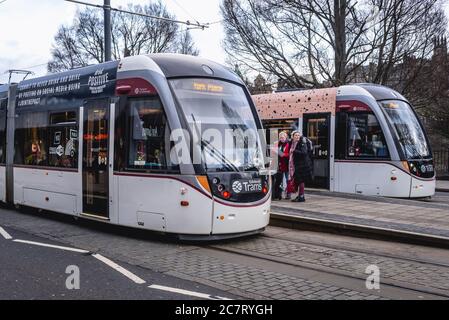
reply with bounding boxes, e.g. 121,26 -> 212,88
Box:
0,0 -> 224,83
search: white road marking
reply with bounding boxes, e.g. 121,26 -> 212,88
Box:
148,284 -> 232,300
92,253 -> 146,284
13,239 -> 90,254
0,226 -> 12,240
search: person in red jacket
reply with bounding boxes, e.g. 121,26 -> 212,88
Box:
272,131 -> 291,200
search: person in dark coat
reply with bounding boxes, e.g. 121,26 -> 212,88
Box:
272,131 -> 291,201
289,131 -> 313,203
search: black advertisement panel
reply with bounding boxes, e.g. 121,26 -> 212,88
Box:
16,61 -> 119,111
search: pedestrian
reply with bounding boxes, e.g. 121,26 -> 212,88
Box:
272,131 -> 291,200
288,131 -> 313,203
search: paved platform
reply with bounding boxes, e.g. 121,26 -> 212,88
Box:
437,180 -> 449,192
271,191 -> 449,245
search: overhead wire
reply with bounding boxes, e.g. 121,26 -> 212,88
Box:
170,0 -> 201,25
64,0 -> 208,29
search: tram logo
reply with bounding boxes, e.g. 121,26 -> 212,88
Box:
232,181 -> 243,194
420,164 -> 434,173
232,180 -> 263,194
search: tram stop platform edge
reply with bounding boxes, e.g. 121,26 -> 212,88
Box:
269,190 -> 449,248
437,180 -> 449,193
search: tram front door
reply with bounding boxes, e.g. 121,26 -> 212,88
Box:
303,113 -> 330,189
82,99 -> 110,218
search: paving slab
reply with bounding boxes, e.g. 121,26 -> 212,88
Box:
437,180 -> 449,192
271,192 -> 449,243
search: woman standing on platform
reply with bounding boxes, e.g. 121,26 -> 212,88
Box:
288,131 -> 313,203
272,131 -> 291,201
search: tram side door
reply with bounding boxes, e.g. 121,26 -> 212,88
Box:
82,99 -> 110,218
303,113 -> 331,189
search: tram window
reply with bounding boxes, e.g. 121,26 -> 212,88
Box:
347,113 -> 389,159
47,111 -> 78,168
15,111 -> 48,166
14,110 -> 78,168
114,103 -> 127,171
335,112 -> 347,160
50,111 -> 77,124
127,98 -> 174,171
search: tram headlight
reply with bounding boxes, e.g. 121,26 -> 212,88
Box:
217,184 -> 225,192
408,162 -> 417,173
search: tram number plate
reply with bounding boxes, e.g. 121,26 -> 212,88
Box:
232,179 -> 262,194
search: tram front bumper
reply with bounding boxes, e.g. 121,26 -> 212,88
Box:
410,177 -> 436,198
211,198 -> 271,235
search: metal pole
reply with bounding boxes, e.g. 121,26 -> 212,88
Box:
6,84 -> 17,204
104,0 -> 112,62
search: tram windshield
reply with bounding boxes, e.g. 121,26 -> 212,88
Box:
170,78 -> 265,172
380,100 -> 431,159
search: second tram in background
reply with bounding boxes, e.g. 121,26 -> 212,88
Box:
254,84 -> 436,198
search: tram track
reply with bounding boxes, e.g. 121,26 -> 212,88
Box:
260,233 -> 449,269
206,231 -> 449,299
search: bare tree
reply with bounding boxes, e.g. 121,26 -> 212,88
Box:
221,0 -> 447,88
47,25 -> 91,72
221,0 -> 375,87
222,0 -> 315,88
352,1 -> 447,88
48,1 -> 200,72
176,30 -> 200,56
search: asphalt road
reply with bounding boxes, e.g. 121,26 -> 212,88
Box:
0,226 -> 236,300
2,200 -> 449,301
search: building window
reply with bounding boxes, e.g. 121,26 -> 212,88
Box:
14,110 -> 78,168
127,98 -> 175,172
347,113 -> 389,159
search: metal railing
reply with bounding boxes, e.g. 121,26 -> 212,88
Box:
434,148 -> 449,178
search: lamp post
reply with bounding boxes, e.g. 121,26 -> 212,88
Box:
104,0 -> 112,62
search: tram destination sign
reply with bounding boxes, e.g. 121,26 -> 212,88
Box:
16,61 -> 119,108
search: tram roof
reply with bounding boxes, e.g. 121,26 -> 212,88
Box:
253,87 -> 338,120
354,83 -> 407,101
10,54 -> 242,90
147,53 -> 243,84
252,83 -> 410,120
